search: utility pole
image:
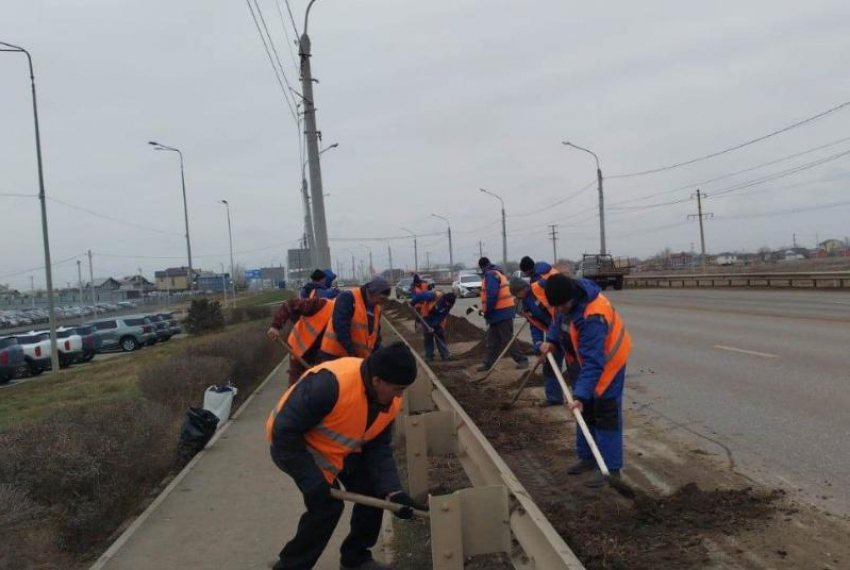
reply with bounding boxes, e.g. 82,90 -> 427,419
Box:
431,214 -> 454,274
401,228 -> 418,272
350,253 -> 355,282
563,142 -> 606,255
478,241 -> 484,259
87,250 -> 94,303
425,251 -> 431,271
77,261 -> 84,324
299,2 -> 331,269
387,244 -> 393,280
548,224 -> 559,261
792,233 -> 797,248
688,189 -> 713,269
220,200 -> 237,306
30,276 -> 35,308
479,188 -> 508,268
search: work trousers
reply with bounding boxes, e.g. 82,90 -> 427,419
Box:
575,366 -> 626,471
423,325 -> 450,360
541,347 -> 565,404
484,318 -> 528,368
271,451 -> 384,570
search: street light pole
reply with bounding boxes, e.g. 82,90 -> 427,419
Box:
360,244 -> 373,277
479,188 -> 507,268
563,141 -> 606,255
1,41 -> 60,373
299,0 -> 332,269
220,200 -> 237,307
149,141 -> 194,289
301,142 -> 339,268
401,228 -> 418,273
431,213 -> 453,274
77,260 -> 84,325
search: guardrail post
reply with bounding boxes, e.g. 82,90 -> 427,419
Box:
429,486 -> 512,570
404,411 -> 458,501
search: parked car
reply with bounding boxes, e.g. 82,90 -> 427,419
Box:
452,273 -> 483,298
69,324 -> 102,362
156,312 -> 182,336
0,336 -> 26,383
395,277 -> 414,299
89,317 -> 156,352
14,332 -> 52,375
51,327 -> 84,368
144,314 -> 172,343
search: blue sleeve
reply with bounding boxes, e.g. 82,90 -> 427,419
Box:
573,315 -> 609,401
318,288 -> 340,299
271,370 -> 339,493
530,323 -> 544,345
332,291 -> 356,355
484,272 -> 499,314
546,310 -> 562,344
411,291 -> 435,305
362,421 -> 402,495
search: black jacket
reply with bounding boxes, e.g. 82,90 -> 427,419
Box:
270,360 -> 401,496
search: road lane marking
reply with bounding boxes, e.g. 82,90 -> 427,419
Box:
713,345 -> 779,358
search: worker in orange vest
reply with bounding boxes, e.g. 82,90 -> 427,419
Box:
519,256 -> 559,284
319,278 -> 391,361
267,297 -> 335,386
477,257 -> 528,372
540,274 -> 632,488
266,342 -> 426,570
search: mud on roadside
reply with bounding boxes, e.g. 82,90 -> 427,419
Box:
385,300 -> 850,569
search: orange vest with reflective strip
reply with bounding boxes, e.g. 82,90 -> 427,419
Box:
265,357 -> 402,483
522,281 -> 551,333
480,270 -> 514,312
320,289 -> 381,358
287,300 -> 335,358
539,267 -> 559,281
569,293 -> 631,397
418,291 -> 442,319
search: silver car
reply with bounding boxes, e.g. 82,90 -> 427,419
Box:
89,317 -> 156,352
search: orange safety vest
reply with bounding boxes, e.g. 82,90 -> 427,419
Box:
320,289 -> 381,358
287,300 -> 335,358
539,267 -> 560,281
522,281 -> 552,333
569,293 -> 631,397
265,358 -> 402,483
480,270 -> 514,312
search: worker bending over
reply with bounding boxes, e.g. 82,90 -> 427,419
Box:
320,278 -> 390,361
301,269 -> 341,300
267,342 -> 426,570
267,297 -> 335,386
519,256 -> 559,284
411,290 -> 457,361
540,274 -> 631,487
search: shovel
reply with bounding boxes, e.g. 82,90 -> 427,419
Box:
546,352 -> 636,499
330,489 -> 430,519
464,304 -> 483,316
498,355 -> 544,410
274,336 -> 310,369
408,304 -> 452,355
475,320 -> 528,383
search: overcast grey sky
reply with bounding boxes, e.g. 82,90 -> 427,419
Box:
2,0 -> 849,289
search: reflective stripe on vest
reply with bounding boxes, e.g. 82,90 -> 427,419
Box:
320,289 -> 381,358
287,301 -> 335,358
480,270 -> 514,311
265,357 -> 402,483
569,293 -> 632,397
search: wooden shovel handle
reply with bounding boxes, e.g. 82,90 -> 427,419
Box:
330,489 -> 430,518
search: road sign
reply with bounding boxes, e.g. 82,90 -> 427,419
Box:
245,269 -> 261,280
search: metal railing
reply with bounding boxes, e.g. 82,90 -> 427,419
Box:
383,316 -> 584,570
626,271 -> 850,289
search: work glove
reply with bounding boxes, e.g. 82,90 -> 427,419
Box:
387,491 -> 428,520
304,483 -> 334,511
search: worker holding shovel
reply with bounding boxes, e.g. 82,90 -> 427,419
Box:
539,274 -> 631,488
410,289 -> 457,361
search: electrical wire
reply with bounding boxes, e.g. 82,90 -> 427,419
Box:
45,197 -> 185,237
509,180 -> 597,218
609,99 -> 850,179
0,192 -> 36,198
0,253 -> 86,280
272,0 -> 301,76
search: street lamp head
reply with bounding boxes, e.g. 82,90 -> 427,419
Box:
562,141 -> 572,146
148,141 -> 159,146
329,143 -> 339,149
220,199 -> 228,205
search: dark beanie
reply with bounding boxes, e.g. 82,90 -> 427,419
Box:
368,342 -> 418,386
443,292 -> 457,304
365,277 -> 391,296
310,269 -> 326,281
477,257 -> 491,270
545,274 -> 584,306
519,256 -> 535,273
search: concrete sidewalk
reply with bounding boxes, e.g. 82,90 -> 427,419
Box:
92,359 -> 389,570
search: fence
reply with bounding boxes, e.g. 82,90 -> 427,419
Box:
625,271 -> 850,289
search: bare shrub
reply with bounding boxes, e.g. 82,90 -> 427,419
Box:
138,355 -> 233,413
227,304 -> 272,325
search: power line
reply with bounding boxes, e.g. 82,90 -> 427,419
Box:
0,192 -> 37,198
609,99 -> 850,179
46,197 -> 185,237
284,0 -> 302,39
0,252 -> 86,280
510,180 -> 596,218
244,0 -> 299,125
272,0 -> 301,75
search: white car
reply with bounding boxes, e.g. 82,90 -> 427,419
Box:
54,327 -> 84,366
14,332 -> 52,375
452,273 -> 483,298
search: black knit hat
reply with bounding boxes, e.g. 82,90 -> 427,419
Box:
519,256 -> 535,273
310,269 -> 326,281
544,274 -> 584,307
477,257 -> 491,270
368,342 -> 418,386
443,292 -> 457,305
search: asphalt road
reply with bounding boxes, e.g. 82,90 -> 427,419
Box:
450,288 -> 850,516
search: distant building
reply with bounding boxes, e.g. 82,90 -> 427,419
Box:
154,267 -> 196,291
89,277 -> 122,291
287,248 -> 312,286
714,253 -> 738,266
120,275 -> 154,292
196,273 -> 230,293
820,239 -> 847,255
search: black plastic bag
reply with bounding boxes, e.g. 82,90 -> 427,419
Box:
178,407 -> 220,463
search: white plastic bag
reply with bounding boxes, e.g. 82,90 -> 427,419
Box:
203,384 -> 238,426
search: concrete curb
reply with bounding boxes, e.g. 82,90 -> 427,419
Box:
88,356 -> 289,570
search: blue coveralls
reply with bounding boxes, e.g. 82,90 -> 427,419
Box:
546,278 -> 626,471
518,290 -> 564,404
411,291 -> 454,360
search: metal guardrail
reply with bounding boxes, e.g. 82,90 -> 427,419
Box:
383,316 -> 584,570
626,271 -> 850,289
